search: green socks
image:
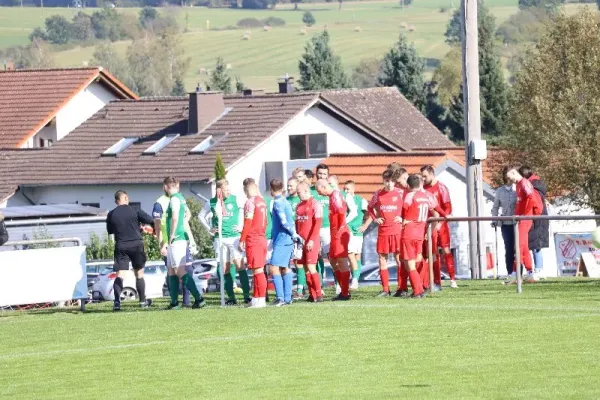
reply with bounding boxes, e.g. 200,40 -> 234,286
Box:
352,260 -> 363,279
238,269 -> 251,299
182,273 -> 201,301
296,267 -> 307,291
224,272 -> 235,301
317,257 -> 325,285
168,275 -> 179,305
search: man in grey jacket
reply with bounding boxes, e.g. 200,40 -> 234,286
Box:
492,167 -> 517,281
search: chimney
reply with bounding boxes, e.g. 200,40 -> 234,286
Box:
188,88 -> 225,135
242,88 -> 265,96
278,74 -> 294,94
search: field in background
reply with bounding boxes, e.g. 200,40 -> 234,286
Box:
1,280 -> 599,398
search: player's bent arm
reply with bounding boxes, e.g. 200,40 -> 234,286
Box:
308,217 -> 322,245
435,204 -> 448,218
345,192 -> 358,224
169,196 -> 181,243
138,209 -> 155,226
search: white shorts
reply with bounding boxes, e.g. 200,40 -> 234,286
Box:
213,237 -> 243,263
266,239 -> 273,261
320,228 -> 331,258
167,241 -> 188,269
348,234 -> 363,255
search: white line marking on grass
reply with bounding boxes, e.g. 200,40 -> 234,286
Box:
328,302 -> 600,314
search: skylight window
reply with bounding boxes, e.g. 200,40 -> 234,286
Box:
102,137 -> 138,156
142,134 -> 180,155
189,133 -> 227,154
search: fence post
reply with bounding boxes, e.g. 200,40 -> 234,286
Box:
514,221 -> 522,294
427,223 -> 434,291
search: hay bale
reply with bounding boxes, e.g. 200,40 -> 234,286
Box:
408,26 -> 416,32
226,63 -> 232,70
263,25 -> 271,32
198,67 -> 207,75
299,28 -> 307,35
242,33 -> 251,40
354,26 -> 362,32
401,22 -> 408,29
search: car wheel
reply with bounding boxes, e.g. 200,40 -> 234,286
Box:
120,287 -> 138,301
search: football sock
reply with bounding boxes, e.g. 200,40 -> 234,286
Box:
113,277 -> 123,305
420,261 -> 430,289
238,269 -> 251,299
312,272 -> 322,298
340,270 -> 351,297
224,273 -> 235,301
182,273 -> 201,301
168,275 -> 179,305
408,269 -> 424,296
273,274 -> 284,301
445,253 -> 456,280
306,271 -> 315,299
352,260 -> 363,279
296,267 -> 306,293
317,257 -> 325,284
283,271 -> 293,303
380,268 -> 390,293
399,267 -> 408,291
255,272 -> 267,298
135,277 -> 146,303
433,258 -> 442,285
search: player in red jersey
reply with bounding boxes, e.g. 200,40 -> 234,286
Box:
419,187 -> 440,291
295,182 -> 324,302
315,177 -> 351,301
402,174 -> 437,298
421,165 -> 457,289
364,170 -> 404,297
506,166 -> 543,280
239,181 -> 268,308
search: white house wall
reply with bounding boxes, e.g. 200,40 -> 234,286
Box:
227,106 -> 386,196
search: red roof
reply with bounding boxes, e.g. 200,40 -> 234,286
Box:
0,67 -> 138,149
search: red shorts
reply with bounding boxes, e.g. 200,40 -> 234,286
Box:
377,233 -> 402,255
246,240 -> 267,269
402,238 -> 423,261
329,230 -> 350,259
300,244 -> 320,265
437,222 -> 451,248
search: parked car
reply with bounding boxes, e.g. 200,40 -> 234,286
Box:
92,261 -> 167,302
162,259 -> 218,296
86,261 -> 113,299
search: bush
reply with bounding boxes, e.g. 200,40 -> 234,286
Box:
263,16 -> 286,27
236,17 -> 263,28
29,27 -> 47,42
45,15 -> 72,45
86,233 -> 115,260
302,11 -> 315,27
241,0 -> 269,9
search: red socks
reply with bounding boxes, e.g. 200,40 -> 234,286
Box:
420,261 -> 430,289
380,268 -> 390,293
254,272 -> 267,298
306,272 -> 315,299
399,267 -> 408,291
312,272 -> 322,298
340,270 -> 350,297
445,253 -> 456,280
433,258 -> 442,285
408,269 -> 424,296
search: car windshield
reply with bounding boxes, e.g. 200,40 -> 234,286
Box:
99,267 -> 113,275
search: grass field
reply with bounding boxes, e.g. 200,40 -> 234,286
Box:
1,279 -> 599,399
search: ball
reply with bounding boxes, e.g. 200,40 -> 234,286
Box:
592,227 -> 600,249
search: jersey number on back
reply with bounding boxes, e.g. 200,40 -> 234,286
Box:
418,204 -> 429,222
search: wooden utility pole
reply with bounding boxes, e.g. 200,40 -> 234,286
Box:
461,0 -> 486,278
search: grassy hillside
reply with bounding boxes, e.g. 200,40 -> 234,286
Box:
0,0 -> 553,90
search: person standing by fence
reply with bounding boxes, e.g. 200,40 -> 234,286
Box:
492,167 -> 517,282
0,212 -> 8,246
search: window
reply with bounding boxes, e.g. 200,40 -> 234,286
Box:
289,134 -> 327,160
102,137 -> 138,156
81,203 -> 100,208
129,202 -> 141,212
189,133 -> 227,154
39,138 -> 53,148
142,134 -> 180,155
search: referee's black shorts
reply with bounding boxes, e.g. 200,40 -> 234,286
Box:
114,243 -> 147,271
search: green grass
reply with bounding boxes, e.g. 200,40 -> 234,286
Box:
1,279 -> 600,399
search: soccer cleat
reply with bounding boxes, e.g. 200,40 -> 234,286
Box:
410,293 -> 426,299
249,298 -> 266,308
292,291 -> 304,300
113,302 -> 121,312
377,291 -> 392,297
192,298 -> 206,309
243,297 -> 252,305
350,278 -> 359,290
450,280 -> 458,288
432,284 -> 442,292
335,284 -> 342,295
284,301 -> 293,306
182,303 -> 192,308
393,290 -> 409,298
503,273 -> 517,285
306,296 -> 315,303
139,299 -> 152,309
225,299 -> 238,306
315,296 -> 324,303
271,299 -> 285,307
167,302 -> 181,310
332,294 -> 351,301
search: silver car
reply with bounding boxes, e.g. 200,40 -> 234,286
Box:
92,261 -> 167,302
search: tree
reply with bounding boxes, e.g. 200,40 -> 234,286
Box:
338,0 -> 342,10
29,27 -> 47,42
446,86 -> 464,143
139,6 -> 158,29
432,46 -> 461,108
351,58 -> 382,88
291,0 -> 300,10
206,57 -> 232,94
504,10 -> 600,217
302,11 -> 315,27
70,12 -> 95,42
235,76 -> 246,92
91,8 -> 123,42
45,15 -> 71,44
241,0 -> 268,8
298,30 -> 351,90
444,1 -> 509,137
378,33 -> 427,111
518,0 -> 563,12
92,42 -> 132,88
186,197 -> 215,259
214,153 -> 227,180
171,78 -> 186,96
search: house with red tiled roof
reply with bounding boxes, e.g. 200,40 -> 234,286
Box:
0,67 -> 137,149
1,84 -> 453,210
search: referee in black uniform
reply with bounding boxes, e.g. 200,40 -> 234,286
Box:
106,190 -> 155,311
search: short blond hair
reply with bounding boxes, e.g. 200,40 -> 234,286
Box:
216,179 -> 229,189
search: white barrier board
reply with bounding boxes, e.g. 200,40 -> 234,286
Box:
0,246 -> 87,307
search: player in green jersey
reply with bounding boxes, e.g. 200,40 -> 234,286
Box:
287,177 -> 305,298
162,177 -> 204,309
343,180 -> 369,289
199,179 -> 251,305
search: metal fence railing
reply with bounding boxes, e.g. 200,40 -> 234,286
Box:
426,215 -> 600,294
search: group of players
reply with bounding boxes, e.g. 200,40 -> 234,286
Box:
190,162 -> 458,308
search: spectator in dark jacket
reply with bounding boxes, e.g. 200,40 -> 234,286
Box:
519,166 -> 549,275
0,212 -> 8,246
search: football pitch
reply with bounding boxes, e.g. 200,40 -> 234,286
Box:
1,280 -> 599,399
